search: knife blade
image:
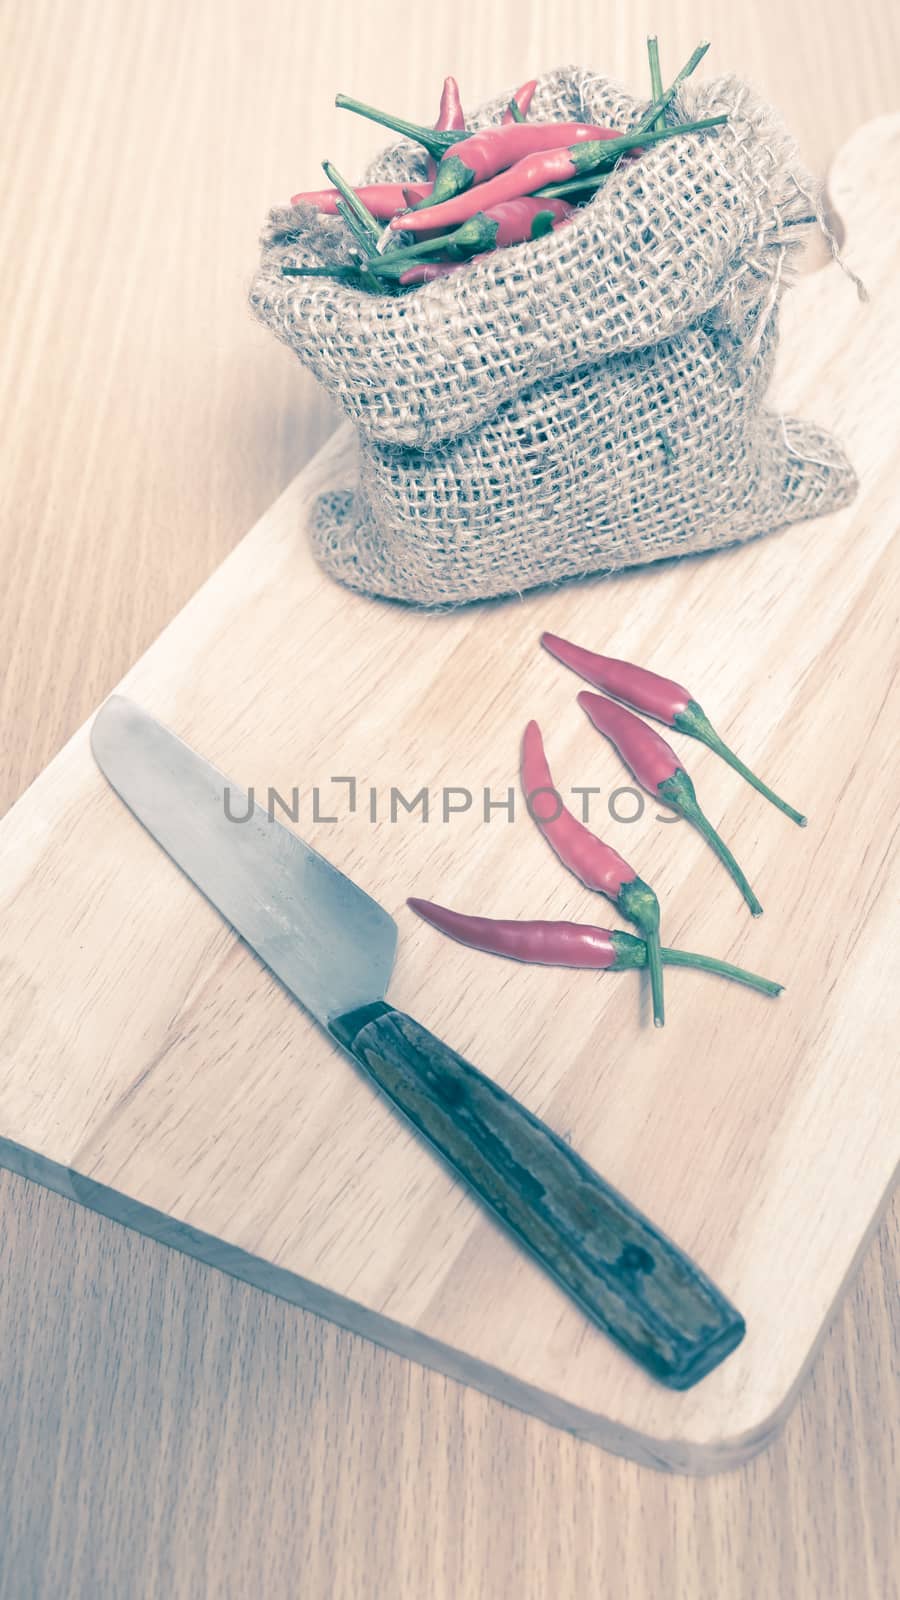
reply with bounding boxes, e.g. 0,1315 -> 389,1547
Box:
91,695 -> 745,1389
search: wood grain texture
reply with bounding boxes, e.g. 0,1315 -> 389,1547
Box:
0,109 -> 897,1471
1,1 -> 898,1594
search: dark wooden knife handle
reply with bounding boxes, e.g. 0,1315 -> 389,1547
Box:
329,1003 -> 744,1389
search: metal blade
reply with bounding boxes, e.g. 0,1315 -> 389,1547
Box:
90,696 -> 397,1026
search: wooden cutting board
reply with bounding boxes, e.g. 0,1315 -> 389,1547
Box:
1,115 -> 898,1475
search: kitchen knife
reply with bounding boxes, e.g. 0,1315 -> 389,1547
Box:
90,695 -> 745,1389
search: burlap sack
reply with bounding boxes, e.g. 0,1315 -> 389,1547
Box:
250,68 -> 857,605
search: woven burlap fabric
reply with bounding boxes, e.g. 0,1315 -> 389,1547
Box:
250,68 -> 857,604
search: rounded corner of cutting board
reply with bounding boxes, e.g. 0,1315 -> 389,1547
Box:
552,1343 -> 804,1475
827,110 -> 900,200
649,1384 -> 797,1476
821,111 -> 900,274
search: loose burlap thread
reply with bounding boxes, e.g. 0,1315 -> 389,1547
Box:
250,68 -> 857,605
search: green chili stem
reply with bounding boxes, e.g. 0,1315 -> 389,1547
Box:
568,114 -> 727,179
331,204 -> 382,290
635,41 -> 710,135
612,929 -> 782,996
506,97 -> 525,123
335,200 -> 372,251
323,160 -> 381,244
369,252 -> 447,278
660,772 -> 763,917
370,215 -> 496,273
701,734 -> 808,828
330,197 -> 379,274
531,105 -> 720,199
535,175 -> 608,200
540,115 -> 725,200
537,116 -> 726,201
334,93 -> 458,158
659,947 -> 783,998
675,704 -> 807,827
645,932 -> 666,1027
647,37 -> 664,132
282,264 -> 368,282
684,804 -> 763,917
617,877 -> 665,1028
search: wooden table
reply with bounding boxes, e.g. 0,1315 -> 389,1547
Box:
1,3 -> 897,1594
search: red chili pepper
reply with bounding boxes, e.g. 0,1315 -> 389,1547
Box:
544,634 -> 691,721
426,75 -> 466,181
397,188 -> 563,248
398,184 -> 500,244
371,198 -> 573,279
542,633 -> 807,827
396,185 -> 467,245
522,721 -> 666,1025
391,115 -> 727,233
411,899 -> 619,968
290,180 -> 433,218
502,79 -> 538,125
407,900 -> 783,998
578,693 -> 764,917
410,121 -> 622,210
533,45 -> 716,205
437,74 -> 464,131
475,195 -> 572,245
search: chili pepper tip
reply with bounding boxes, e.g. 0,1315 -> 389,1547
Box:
410,902 -> 782,998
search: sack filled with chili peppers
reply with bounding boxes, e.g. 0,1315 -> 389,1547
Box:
249,55 -> 858,605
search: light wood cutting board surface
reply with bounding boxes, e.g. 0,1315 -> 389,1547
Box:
1,112 -> 897,1475
2,3 -> 899,1593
